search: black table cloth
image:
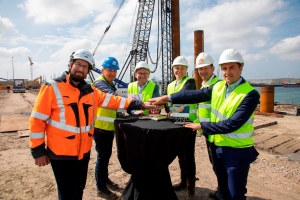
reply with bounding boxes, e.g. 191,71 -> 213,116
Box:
114,117 -> 194,200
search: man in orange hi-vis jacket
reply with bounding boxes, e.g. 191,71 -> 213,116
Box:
29,49 -> 156,200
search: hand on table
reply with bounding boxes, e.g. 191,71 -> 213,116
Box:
35,155 -> 50,167
183,122 -> 201,132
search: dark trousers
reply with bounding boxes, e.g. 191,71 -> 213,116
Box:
206,139 -> 214,167
210,144 -> 257,200
50,157 -> 90,200
94,128 -> 114,190
177,130 -> 196,178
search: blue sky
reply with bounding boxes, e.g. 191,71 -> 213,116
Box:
0,0 -> 300,83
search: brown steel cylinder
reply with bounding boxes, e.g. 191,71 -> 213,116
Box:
260,87 -> 274,113
194,30 -> 204,89
172,0 -> 180,81
172,0 -> 180,60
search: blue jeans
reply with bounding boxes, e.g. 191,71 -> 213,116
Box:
94,128 -> 114,190
50,157 -> 89,200
211,145 -> 258,200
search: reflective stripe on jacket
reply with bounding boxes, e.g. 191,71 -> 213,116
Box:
197,76 -> 220,123
29,72 -> 131,160
128,81 -> 156,115
208,80 -> 255,148
92,75 -> 117,131
167,77 -> 197,121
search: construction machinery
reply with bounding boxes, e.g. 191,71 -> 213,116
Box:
13,79 -> 26,93
26,76 -> 42,89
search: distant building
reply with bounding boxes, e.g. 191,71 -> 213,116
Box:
248,78 -> 300,86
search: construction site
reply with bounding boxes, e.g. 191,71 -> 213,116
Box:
0,56 -> 42,93
0,89 -> 300,200
1,0 -> 300,200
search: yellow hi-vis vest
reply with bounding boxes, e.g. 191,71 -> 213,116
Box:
209,81 -> 255,148
127,81 -> 156,115
92,75 -> 116,131
167,77 -> 197,121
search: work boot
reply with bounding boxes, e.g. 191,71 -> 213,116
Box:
173,169 -> 187,191
187,178 -> 196,196
97,187 -> 118,200
106,178 -> 119,190
208,187 -> 223,200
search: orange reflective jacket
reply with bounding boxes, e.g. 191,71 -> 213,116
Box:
29,72 -> 132,160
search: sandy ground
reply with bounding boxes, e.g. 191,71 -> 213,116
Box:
0,90 -> 300,200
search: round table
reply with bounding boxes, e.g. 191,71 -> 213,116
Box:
114,117 -> 194,200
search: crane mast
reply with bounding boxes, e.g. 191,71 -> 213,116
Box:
129,0 -> 156,82
129,0 -> 174,95
161,0 -> 173,95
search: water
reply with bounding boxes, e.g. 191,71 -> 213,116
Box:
254,87 -> 300,104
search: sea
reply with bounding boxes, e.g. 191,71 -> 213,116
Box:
254,87 -> 300,104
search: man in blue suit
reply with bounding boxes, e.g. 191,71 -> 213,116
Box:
148,49 -> 260,200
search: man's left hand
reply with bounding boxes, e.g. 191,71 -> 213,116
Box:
183,122 -> 201,131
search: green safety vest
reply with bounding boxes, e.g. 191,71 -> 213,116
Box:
208,81 -> 255,148
167,76 -> 197,121
92,75 -> 116,131
127,81 -> 156,115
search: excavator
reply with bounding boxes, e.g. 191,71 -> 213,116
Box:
26,76 -> 42,90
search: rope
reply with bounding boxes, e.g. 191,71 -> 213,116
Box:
147,1 -> 162,73
120,1 -> 139,68
92,0 -> 126,56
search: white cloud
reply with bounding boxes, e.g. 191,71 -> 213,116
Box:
0,16 -> 16,36
269,35 -> 300,61
0,47 -> 31,58
20,0 -> 115,25
50,38 -> 94,60
184,0 -> 285,51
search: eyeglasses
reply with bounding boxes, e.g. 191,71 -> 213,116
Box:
136,72 -> 149,76
74,62 -> 89,70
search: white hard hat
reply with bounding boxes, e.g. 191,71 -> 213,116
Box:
195,52 -> 214,68
71,49 -> 95,68
218,49 -> 244,66
134,61 -> 150,72
172,56 -> 189,68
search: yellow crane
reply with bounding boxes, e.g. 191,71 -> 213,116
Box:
26,76 -> 42,89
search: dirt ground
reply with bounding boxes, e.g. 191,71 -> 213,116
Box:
0,90 -> 300,200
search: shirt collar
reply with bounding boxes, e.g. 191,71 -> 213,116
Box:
202,74 -> 216,87
138,80 -> 148,87
226,76 -> 243,94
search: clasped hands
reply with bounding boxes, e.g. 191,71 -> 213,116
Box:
144,96 -> 202,131
141,95 -> 169,110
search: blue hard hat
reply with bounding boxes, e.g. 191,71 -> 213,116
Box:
102,57 -> 119,70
